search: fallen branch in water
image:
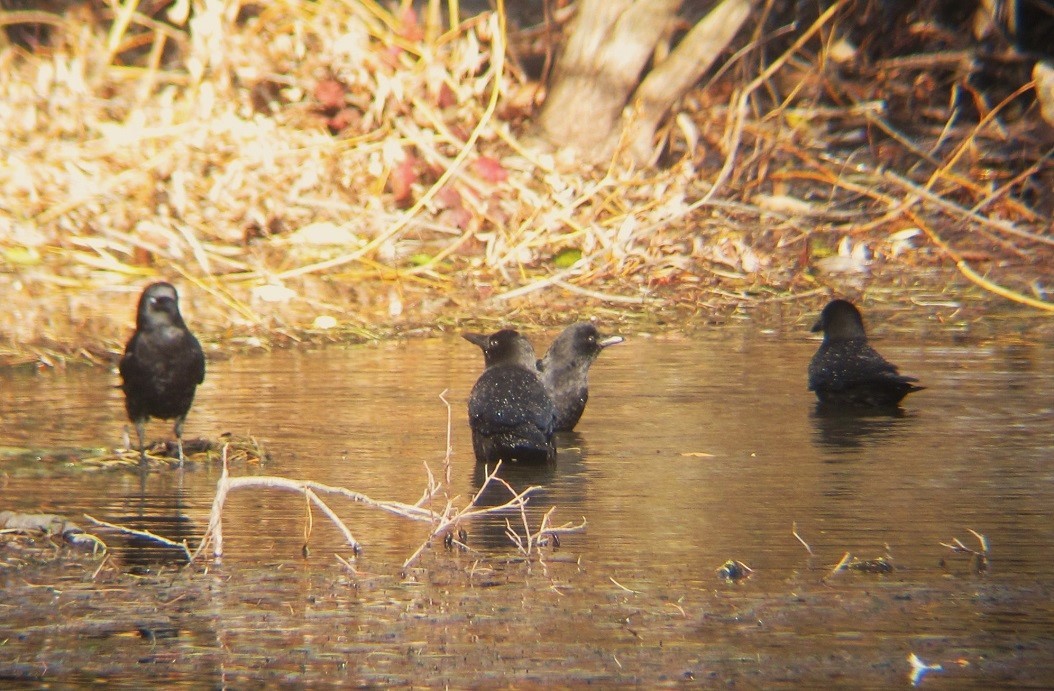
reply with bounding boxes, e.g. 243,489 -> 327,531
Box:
401,463 -> 586,568
400,460 -> 534,568
502,493 -> 587,576
84,513 -> 184,559
189,455 -> 365,563
939,528 -> 989,575
84,392 -> 586,570
506,501 -> 556,558
186,447 -> 582,569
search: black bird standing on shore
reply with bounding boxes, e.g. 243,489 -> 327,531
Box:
463,329 -> 556,464
119,282 -> 206,465
537,322 -> 624,432
808,299 -> 923,408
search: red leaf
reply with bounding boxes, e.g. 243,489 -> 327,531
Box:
314,79 -> 345,111
398,6 -> 424,41
473,156 -> 508,184
436,185 -> 463,209
390,156 -> 419,207
437,82 -> 457,109
327,107 -> 361,135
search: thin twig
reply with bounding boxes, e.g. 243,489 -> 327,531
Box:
885,170 -> 1054,247
792,522 -> 813,555
703,0 -> 845,203
906,208 -> 1054,312
609,576 -> 639,594
826,551 -> 852,580
84,513 -> 192,561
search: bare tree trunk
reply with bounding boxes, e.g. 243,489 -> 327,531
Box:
534,0 -> 755,166
534,0 -> 683,163
627,0 -> 755,164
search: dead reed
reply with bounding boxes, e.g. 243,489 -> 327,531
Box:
1,0 -> 1050,365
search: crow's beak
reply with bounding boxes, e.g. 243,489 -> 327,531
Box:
462,332 -> 489,349
599,335 -> 625,348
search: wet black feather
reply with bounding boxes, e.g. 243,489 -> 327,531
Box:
537,322 -> 623,432
119,282 -> 205,459
808,299 -> 923,407
464,329 -> 556,464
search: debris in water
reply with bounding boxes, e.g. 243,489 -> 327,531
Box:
792,521 -> 813,555
0,511 -> 106,555
846,555 -> 894,574
716,559 -> 753,583
939,529 -> 989,575
908,652 -> 943,686
825,552 -> 894,580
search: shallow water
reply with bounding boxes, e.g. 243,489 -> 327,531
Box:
1,327 -> 1052,686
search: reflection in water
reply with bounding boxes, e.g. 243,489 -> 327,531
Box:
809,405 -> 919,513
552,431 -> 589,483
809,405 -> 917,453
105,469 -> 197,571
470,460 -> 556,550
2,332 -> 1054,685
467,432 -> 591,551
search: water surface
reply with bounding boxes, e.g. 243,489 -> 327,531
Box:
1,327 -> 1051,686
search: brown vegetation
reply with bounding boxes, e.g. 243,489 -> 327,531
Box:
0,0 -> 1051,368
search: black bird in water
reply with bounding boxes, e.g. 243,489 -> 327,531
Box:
808,299 -> 923,408
537,322 -> 624,432
119,282 -> 206,465
464,329 -> 556,464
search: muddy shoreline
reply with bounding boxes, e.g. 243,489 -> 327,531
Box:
3,261 -> 1052,372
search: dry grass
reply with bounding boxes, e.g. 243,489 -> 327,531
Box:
1,0 -> 1051,366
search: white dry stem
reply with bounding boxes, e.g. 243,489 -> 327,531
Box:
792,521 -> 814,556
186,443 -> 584,570
85,513 -> 189,560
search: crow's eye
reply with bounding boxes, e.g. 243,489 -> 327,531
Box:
490,338 -> 498,348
